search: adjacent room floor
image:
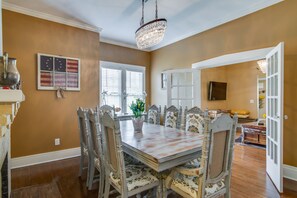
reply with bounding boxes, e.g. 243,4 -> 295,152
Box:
11,144 -> 297,198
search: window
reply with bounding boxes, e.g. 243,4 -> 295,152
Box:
100,61 -> 145,113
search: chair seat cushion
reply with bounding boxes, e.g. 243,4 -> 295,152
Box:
172,173 -> 225,198
110,165 -> 159,192
180,158 -> 201,169
124,153 -> 143,165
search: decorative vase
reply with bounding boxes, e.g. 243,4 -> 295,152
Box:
0,53 -> 20,88
132,116 -> 144,132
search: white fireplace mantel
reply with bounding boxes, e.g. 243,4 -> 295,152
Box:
0,89 -> 25,197
0,90 -> 25,102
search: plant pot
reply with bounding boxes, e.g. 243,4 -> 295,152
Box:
132,116 -> 144,132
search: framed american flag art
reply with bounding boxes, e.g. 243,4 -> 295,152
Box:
37,53 -> 80,91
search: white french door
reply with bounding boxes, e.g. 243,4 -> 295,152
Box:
265,42 -> 284,193
167,69 -> 201,109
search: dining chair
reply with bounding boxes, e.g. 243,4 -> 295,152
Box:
77,107 -> 91,187
183,106 -> 204,134
96,105 -> 140,164
100,112 -> 160,198
146,104 -> 161,125
163,105 -> 182,129
87,109 -> 105,197
97,104 -> 115,118
165,113 -> 238,198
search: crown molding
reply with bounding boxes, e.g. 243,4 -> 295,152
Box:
150,0 -> 283,51
2,1 -> 102,33
100,37 -> 150,52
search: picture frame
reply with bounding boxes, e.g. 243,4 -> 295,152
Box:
161,73 -> 167,89
37,53 -> 81,91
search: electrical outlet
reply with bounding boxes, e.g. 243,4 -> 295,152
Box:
250,99 -> 255,104
55,138 -> 60,146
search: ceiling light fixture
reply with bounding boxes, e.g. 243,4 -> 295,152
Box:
135,0 -> 167,49
257,59 -> 268,74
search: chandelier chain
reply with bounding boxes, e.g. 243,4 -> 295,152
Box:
140,0 -> 144,26
155,0 -> 158,19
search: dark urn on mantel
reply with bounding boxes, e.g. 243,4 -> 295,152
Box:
0,53 -> 20,88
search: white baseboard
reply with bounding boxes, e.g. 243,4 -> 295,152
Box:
11,147 -> 81,169
283,164 -> 297,181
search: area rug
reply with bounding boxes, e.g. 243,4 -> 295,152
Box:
11,181 -> 61,198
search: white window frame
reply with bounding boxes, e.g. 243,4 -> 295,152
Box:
100,61 -> 146,113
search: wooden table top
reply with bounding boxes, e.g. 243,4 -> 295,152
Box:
120,120 -> 203,171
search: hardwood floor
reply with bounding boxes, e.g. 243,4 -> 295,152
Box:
11,144 -> 297,198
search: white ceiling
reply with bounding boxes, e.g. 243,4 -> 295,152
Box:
3,0 -> 283,51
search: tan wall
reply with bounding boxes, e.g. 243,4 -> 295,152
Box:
3,10 -> 100,158
201,61 -> 263,118
201,67 -> 228,110
99,42 -> 151,106
151,0 -> 297,167
284,55 -> 297,166
226,61 -> 263,119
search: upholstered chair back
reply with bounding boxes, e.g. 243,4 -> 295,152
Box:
163,105 -> 182,129
146,105 -> 161,125
77,107 -> 89,149
100,112 -> 127,186
88,109 -> 104,161
183,106 -> 204,133
198,113 -> 238,197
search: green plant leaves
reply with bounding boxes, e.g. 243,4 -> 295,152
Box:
129,98 -> 145,118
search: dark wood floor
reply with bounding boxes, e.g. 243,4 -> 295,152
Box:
11,144 -> 297,198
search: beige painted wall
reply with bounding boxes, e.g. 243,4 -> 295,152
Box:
151,0 -> 297,167
226,61 -> 263,118
201,67 -> 228,110
201,61 -> 263,119
99,42 -> 151,106
2,10 -> 100,158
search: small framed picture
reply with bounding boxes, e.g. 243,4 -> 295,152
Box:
161,73 -> 167,89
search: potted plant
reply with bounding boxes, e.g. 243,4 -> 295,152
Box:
129,98 -> 145,132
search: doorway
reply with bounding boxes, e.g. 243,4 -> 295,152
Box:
191,43 -> 285,193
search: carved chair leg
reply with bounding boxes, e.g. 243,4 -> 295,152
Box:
98,170 -> 105,198
79,149 -> 84,177
88,165 -> 95,190
86,155 -> 92,188
104,177 -> 110,198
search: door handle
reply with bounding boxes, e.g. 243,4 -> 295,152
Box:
284,115 -> 288,120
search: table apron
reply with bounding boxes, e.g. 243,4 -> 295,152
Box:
123,146 -> 202,172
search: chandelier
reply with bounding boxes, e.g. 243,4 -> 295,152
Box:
135,0 -> 167,49
257,59 -> 268,74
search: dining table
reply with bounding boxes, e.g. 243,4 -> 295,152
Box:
120,120 -> 204,172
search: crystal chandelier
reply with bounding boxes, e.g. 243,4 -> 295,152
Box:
257,59 -> 268,74
135,0 -> 167,49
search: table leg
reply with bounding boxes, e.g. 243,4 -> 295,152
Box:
157,182 -> 163,198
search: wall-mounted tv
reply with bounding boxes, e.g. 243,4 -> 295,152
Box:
208,81 -> 227,101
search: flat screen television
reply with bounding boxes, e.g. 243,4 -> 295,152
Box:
208,81 -> 227,101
